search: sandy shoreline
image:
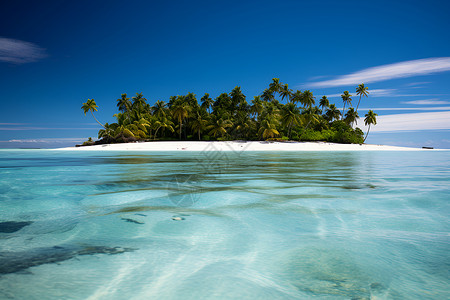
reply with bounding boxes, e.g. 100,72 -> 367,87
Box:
55,141 -> 440,151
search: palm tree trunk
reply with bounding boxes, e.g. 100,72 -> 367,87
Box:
91,111 -> 105,128
198,129 -> 201,140
356,95 -> 362,113
125,104 -> 131,124
154,126 -> 161,140
342,103 -> 346,117
305,120 -> 311,130
178,117 -> 183,141
299,118 -> 312,140
363,124 -> 371,143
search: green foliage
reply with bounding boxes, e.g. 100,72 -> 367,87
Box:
331,130 -> 364,144
328,121 -> 364,144
299,129 -> 325,141
82,137 -> 95,146
85,81 -> 374,145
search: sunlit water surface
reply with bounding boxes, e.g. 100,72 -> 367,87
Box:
0,149 -> 449,299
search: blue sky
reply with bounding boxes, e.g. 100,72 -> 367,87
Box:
1,0 -> 450,148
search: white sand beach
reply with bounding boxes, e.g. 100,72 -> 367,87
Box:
56,141 -> 435,151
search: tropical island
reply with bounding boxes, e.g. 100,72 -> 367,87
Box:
79,78 -> 377,147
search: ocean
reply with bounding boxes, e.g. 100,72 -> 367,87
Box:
0,149 -> 449,299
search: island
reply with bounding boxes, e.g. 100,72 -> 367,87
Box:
78,79 -> 379,149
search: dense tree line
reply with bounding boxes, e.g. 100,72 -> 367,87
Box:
81,79 -> 377,146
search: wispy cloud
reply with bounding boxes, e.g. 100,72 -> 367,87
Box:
357,106 -> 450,111
0,37 -> 47,64
401,99 -> 450,105
0,123 -> 28,125
308,57 -> 450,88
0,127 -> 98,130
404,81 -> 431,88
1,138 -> 86,143
308,75 -> 331,81
358,111 -> 450,132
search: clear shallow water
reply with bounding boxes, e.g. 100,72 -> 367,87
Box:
0,149 -> 449,299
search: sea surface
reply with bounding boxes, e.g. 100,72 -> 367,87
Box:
0,149 -> 449,299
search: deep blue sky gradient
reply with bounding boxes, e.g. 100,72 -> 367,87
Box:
1,0 -> 450,148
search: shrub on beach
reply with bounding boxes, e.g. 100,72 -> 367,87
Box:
298,129 -> 324,141
328,121 -> 364,144
82,137 -> 95,146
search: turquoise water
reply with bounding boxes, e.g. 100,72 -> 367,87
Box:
0,149 -> 449,299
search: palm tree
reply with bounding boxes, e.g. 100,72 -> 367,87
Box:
190,111 -> 209,140
213,93 -> 233,113
355,83 -> 369,113
325,104 -> 341,122
132,93 -> 147,119
363,110 -> 377,143
81,99 -> 105,128
98,122 -> 117,140
171,101 -> 191,140
201,93 -> 214,113
132,118 -> 151,139
344,107 -> 359,127
184,92 -> 198,109
261,88 -> 275,102
269,78 -> 282,95
281,102 -> 300,138
233,111 -> 252,139
168,95 -> 177,108
279,84 -> 292,103
258,117 -> 279,140
113,112 -> 126,125
302,106 -> 320,130
152,100 -> 167,118
301,90 -> 315,108
116,94 -> 131,111
207,118 -> 233,138
319,96 -> 330,112
116,94 -> 132,124
230,86 -> 246,112
237,98 -> 249,113
145,114 -> 156,138
291,90 -> 303,105
261,101 -> 280,120
153,116 -> 175,140
341,91 -> 352,116
251,96 -> 264,119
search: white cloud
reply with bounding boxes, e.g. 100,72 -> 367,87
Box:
404,81 -> 431,87
0,127 -> 49,130
0,37 -> 47,64
401,99 -> 450,105
2,138 -> 86,143
0,127 -> 98,130
357,111 -> 450,132
0,123 -> 28,125
309,57 -> 450,88
357,106 -> 450,111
